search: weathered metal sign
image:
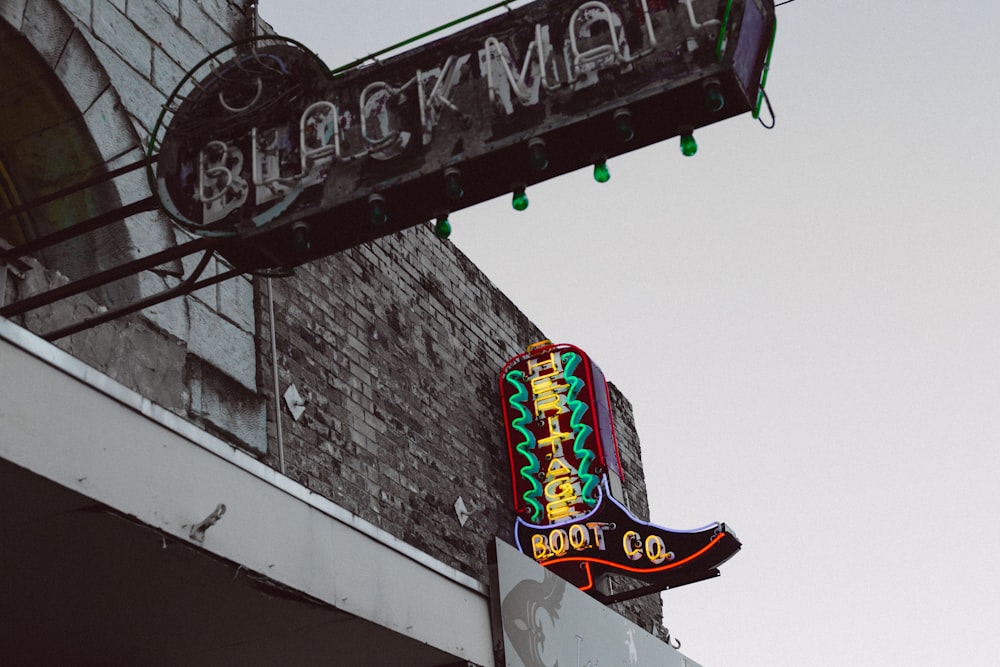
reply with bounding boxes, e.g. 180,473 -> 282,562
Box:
151,0 -> 775,271
500,341 -> 740,598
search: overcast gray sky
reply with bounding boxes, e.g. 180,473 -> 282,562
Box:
261,2 -> 1000,665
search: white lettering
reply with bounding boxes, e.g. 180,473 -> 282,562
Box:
418,54 -> 472,144
188,0 -> 667,219
568,1 -> 632,87
299,101 -> 341,170
198,140 -> 247,223
481,25 -> 559,114
359,80 -> 413,160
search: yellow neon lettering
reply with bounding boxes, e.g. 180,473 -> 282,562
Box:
546,457 -> 572,479
533,385 -> 569,416
568,523 -> 590,550
543,459 -> 583,522
548,414 -> 572,436
530,375 -> 563,393
549,529 -> 569,556
537,415 -> 572,457
546,500 -> 579,522
531,534 -> 550,560
538,437 -> 566,460
623,530 -> 643,561
544,479 -> 577,502
527,353 -> 562,379
538,434 -> 572,457
586,522 -> 609,551
645,535 -> 668,564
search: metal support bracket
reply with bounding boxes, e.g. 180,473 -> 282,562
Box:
0,153 -> 260,341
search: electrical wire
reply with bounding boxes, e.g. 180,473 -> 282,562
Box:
330,0 -> 524,74
757,88 -> 775,129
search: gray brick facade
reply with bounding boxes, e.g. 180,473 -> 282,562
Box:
257,225 -> 666,631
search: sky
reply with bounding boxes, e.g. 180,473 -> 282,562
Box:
261,2 -> 1000,665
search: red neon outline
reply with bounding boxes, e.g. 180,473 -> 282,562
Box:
571,343 -> 607,471
538,531 -> 730,575
558,343 -> 602,512
543,343 -> 624,482
600,379 -> 624,481
577,562 -> 595,591
498,370 -> 522,514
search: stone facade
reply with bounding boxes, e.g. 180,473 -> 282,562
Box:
0,0 -> 264,452
2,0 -> 666,639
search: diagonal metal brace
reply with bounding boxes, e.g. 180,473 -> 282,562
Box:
39,247 -> 243,342
0,197 -> 158,264
0,236 -> 218,319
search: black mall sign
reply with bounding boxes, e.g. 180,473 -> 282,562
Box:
151,0 -> 776,271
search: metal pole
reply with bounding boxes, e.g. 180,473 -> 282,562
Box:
267,277 -> 286,474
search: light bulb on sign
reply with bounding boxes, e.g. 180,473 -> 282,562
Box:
434,214 -> 452,239
680,133 -> 698,157
444,168 -> 464,201
593,159 -> 610,183
528,138 -> 549,172
368,194 -> 388,225
614,108 -> 634,143
703,79 -> 725,112
291,221 -> 310,252
511,183 -> 529,211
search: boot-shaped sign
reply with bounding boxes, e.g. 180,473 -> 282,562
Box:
499,340 -> 740,599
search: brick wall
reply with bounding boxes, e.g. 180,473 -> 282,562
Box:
258,223 -> 665,630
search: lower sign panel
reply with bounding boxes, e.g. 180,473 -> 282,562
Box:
489,538 -> 703,667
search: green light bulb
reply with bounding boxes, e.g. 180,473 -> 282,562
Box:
512,187 -> 529,211
434,216 -> 452,239
680,134 -> 698,157
593,160 -> 610,183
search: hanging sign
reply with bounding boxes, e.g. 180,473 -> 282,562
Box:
500,341 -> 624,525
150,0 -> 776,271
499,341 -> 740,598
